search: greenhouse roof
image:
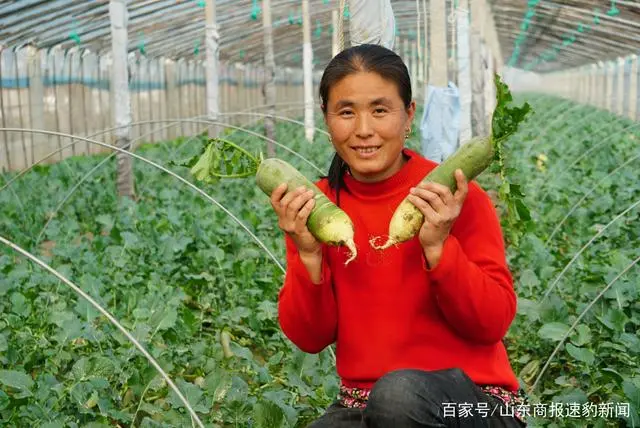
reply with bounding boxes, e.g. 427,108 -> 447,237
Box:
1,0 -> 639,72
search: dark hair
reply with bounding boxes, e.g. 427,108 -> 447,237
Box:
319,44 -> 412,206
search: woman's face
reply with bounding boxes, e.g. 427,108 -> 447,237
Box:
324,71 -> 415,183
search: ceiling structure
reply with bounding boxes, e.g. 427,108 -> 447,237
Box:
0,0 -> 639,73
490,0 -> 640,72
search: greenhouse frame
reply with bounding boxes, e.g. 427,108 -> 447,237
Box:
0,1 -> 639,427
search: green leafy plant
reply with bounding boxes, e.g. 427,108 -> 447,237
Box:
491,73 -> 535,247
0,93 -> 638,427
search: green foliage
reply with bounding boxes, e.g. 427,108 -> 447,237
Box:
0,97 -> 638,427
0,121 -> 339,427
477,92 -> 640,428
182,136 -> 261,184
490,73 -> 534,247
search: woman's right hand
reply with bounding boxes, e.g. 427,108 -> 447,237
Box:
270,183 -> 322,256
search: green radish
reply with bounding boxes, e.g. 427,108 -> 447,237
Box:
371,73 -> 532,251
370,136 -> 494,250
255,158 -> 357,264
187,137 -> 357,264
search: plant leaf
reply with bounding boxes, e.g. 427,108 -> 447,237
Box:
538,322 -> 571,341
491,73 -> 532,141
0,370 -> 34,398
189,143 -> 220,184
253,399 -> 286,428
565,343 -> 595,365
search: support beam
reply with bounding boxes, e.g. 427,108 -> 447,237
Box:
302,0 -> 314,142
470,0 -> 485,137
415,0 -> 423,86
617,56 -> 625,116
606,61 -> 614,113
205,0 -> 219,137
457,0 -> 472,142
589,64 -> 597,107
262,0 -> 276,156
411,41 -> 418,95
27,45 -> 45,165
109,0 -> 134,198
429,0 -> 448,87
422,0 -> 428,84
332,9 -> 339,58
630,56 -> 638,121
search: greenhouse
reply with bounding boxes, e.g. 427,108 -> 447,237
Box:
0,0 -> 638,427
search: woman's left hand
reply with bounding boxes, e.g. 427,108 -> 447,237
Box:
407,169 -> 469,264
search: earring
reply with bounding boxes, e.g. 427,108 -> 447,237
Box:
405,127 -> 411,139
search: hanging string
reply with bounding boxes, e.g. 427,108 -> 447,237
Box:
337,0 -> 346,51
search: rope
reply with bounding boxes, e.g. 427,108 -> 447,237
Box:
338,0 -> 346,52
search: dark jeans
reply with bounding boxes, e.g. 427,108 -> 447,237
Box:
308,368 -> 527,427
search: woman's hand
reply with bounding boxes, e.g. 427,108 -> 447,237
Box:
407,169 -> 469,267
270,183 -> 322,257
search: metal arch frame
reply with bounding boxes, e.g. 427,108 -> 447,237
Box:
2,0 -> 640,71
493,7 -> 640,49
495,14 -> 630,66
0,1 -> 440,67
493,0 -> 640,71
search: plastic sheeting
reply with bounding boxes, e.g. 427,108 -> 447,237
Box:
348,0 -> 396,50
419,82 -> 461,163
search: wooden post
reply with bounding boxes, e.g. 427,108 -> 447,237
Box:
415,0 -> 423,86
411,41 -> 418,95
483,43 -> 494,127
630,56 -> 638,121
617,56 -> 625,116
470,0 -> 485,136
262,0 -> 276,155
483,0 -> 503,70
429,0 -> 448,87
606,61 -> 614,112
422,0 -> 428,83
403,38 -> 410,74
110,0 -> 134,198
302,0 -> 314,142
27,45 -> 46,165
592,64 -> 599,107
580,67 -> 588,104
456,0 -> 472,142
205,0 -> 219,137
332,10 -> 339,58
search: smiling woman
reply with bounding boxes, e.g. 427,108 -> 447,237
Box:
270,44 -> 528,428
323,73 -> 414,184
320,46 -> 416,188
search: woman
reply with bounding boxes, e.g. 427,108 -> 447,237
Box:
270,44 -> 528,427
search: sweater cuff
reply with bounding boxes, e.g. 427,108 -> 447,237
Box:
422,235 -> 460,282
290,248 -> 332,289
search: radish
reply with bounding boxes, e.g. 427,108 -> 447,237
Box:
188,138 -> 358,264
370,74 -> 532,250
255,158 -> 357,264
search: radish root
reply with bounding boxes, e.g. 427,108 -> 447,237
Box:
369,235 -> 398,251
344,239 -> 357,265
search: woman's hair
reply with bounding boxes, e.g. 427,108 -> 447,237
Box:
319,44 -> 412,206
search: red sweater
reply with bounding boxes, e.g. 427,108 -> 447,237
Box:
277,148 -> 520,392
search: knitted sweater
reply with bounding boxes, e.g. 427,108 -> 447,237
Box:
277,148 -> 520,392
